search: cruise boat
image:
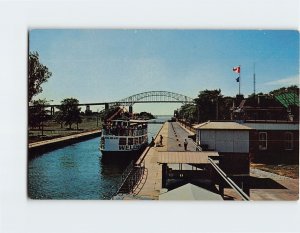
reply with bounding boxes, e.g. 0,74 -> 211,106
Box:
100,119 -> 148,155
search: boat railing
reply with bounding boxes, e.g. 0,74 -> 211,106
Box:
102,128 -> 147,137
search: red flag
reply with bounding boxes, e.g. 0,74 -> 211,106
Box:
233,66 -> 240,74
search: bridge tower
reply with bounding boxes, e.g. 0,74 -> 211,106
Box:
105,103 -> 109,111
50,106 -> 55,116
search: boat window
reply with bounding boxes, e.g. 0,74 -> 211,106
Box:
119,138 -> 127,145
134,138 -> 139,145
128,138 -> 133,145
138,137 -> 142,144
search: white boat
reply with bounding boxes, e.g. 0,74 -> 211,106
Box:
100,119 -> 148,155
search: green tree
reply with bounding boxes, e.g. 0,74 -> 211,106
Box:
85,109 -> 93,116
218,96 -> 234,120
135,111 -> 155,120
28,52 -> 52,102
194,89 -> 223,122
58,98 -> 82,129
178,104 -> 197,123
28,99 -> 50,135
54,110 -> 64,128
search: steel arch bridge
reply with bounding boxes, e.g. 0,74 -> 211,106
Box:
115,91 -> 194,106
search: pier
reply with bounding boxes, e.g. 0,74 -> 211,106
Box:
115,121 -> 229,200
114,121 -> 298,200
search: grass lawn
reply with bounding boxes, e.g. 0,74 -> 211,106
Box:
28,115 -> 102,143
251,163 -> 299,179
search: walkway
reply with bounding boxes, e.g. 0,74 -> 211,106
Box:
29,129 -> 101,149
224,168 -> 299,200
132,123 -> 168,199
126,122 -> 299,201
133,122 -> 197,199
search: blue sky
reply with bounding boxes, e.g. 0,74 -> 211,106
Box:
29,29 -> 299,114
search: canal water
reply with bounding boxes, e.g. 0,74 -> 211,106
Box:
28,116 -> 171,200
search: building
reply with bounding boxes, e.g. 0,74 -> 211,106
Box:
193,121 -> 252,175
231,92 -> 299,122
194,120 -> 299,164
243,121 -> 299,163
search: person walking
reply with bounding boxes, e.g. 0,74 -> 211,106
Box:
160,135 -> 163,146
184,139 -> 188,151
150,137 -> 155,147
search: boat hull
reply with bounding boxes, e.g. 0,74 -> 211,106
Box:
100,143 -> 147,163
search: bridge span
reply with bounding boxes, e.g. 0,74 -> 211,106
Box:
37,91 -> 195,115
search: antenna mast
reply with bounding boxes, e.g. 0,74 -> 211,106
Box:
253,63 -> 256,95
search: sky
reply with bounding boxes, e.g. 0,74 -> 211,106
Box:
29,29 -> 299,115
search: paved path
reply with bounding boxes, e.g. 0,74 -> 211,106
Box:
249,168 -> 299,200
132,123 -> 168,199
29,129 -> 101,149
133,122 -> 197,199
167,122 -> 197,152
224,168 -> 299,200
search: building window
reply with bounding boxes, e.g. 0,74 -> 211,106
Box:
284,132 -> 293,150
259,132 -> 267,150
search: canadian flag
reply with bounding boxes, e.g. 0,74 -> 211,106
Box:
233,66 -> 240,73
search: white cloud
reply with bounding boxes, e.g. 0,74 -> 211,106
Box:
262,76 -> 299,86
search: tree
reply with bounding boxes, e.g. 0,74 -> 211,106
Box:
58,98 -> 82,129
218,96 -> 234,120
194,89 -> 223,122
54,111 -> 64,128
178,104 -> 197,124
85,109 -> 93,116
28,99 -> 50,135
28,52 -> 52,102
135,111 -> 156,120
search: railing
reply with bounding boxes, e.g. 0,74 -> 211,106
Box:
114,160 -> 146,196
124,163 -> 145,194
115,161 -> 134,194
208,158 -> 250,201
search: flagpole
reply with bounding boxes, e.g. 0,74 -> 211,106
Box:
253,63 -> 256,95
239,65 -> 241,95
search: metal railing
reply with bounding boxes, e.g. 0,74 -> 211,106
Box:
115,161 -> 134,194
114,160 -> 146,195
208,158 -> 250,201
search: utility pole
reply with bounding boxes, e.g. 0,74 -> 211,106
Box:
253,63 -> 256,95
